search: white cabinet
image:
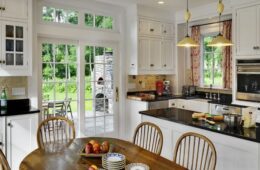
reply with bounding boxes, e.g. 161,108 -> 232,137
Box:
169,99 -> 209,113
0,21 -> 28,74
0,0 -> 28,20
0,117 -> 5,152
126,100 -> 148,141
235,4 -> 260,57
1,113 -> 38,170
142,114 -> 260,170
161,40 -> 174,70
128,16 -> 175,75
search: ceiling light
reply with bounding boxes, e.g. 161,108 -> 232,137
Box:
207,0 -> 233,47
158,1 -> 165,5
177,0 -> 199,47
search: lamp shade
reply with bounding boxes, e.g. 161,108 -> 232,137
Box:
207,34 -> 233,47
177,35 -> 199,47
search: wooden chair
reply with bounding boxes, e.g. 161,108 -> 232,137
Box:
133,122 -> 163,155
37,116 -> 75,152
0,149 -> 11,170
173,132 -> 217,170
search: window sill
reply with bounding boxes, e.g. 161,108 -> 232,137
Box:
197,87 -> 232,94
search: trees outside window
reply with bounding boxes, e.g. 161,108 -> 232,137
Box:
202,35 -> 223,87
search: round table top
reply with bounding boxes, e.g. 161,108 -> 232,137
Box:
20,137 -> 187,170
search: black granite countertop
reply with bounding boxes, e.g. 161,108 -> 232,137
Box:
0,107 -> 40,117
140,108 -> 260,143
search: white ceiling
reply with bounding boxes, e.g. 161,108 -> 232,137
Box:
96,0 -> 217,11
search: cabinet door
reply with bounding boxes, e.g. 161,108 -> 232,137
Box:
2,21 -> 27,70
139,19 -> 150,35
162,23 -> 173,37
149,21 -> 162,36
1,0 -> 28,19
236,6 -> 258,56
6,114 -> 38,170
149,39 -> 161,70
258,6 -> 260,55
138,38 -> 150,71
161,40 -> 174,70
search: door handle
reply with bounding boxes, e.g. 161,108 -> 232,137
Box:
116,87 -> 119,102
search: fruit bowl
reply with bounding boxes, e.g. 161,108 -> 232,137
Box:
80,140 -> 113,158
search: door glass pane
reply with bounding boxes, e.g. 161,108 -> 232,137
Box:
6,25 -> 14,38
16,40 -> 23,52
84,45 -> 115,137
42,43 -> 78,129
6,40 -> 14,51
16,26 -> 23,38
85,13 -> 94,27
6,53 -> 14,65
16,54 -> 23,65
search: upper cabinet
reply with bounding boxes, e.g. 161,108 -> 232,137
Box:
0,0 -> 31,76
128,17 -> 175,75
235,4 -> 260,57
0,0 -> 28,20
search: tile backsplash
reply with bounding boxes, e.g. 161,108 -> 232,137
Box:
128,75 -> 167,91
0,77 -> 28,99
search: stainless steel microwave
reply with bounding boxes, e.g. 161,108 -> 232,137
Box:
236,59 -> 260,102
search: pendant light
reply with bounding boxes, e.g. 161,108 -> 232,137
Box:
177,0 -> 199,47
207,0 -> 233,47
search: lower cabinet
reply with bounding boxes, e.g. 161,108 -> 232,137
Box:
126,100 -> 148,141
142,115 -> 260,170
4,113 -> 38,170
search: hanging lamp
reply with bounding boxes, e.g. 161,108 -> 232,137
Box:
207,0 -> 233,47
177,0 -> 199,47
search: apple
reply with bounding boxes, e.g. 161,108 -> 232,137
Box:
93,143 -> 101,154
100,141 -> 110,153
85,143 -> 93,154
88,165 -> 98,170
89,140 -> 98,145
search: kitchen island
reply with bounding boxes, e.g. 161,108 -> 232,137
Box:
140,108 -> 260,170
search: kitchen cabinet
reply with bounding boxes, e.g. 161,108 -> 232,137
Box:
0,0 -> 28,20
126,100 -> 148,141
235,4 -> 260,57
1,113 -> 38,170
169,99 -> 209,113
128,16 -> 175,75
0,0 -> 31,76
142,114 -> 260,170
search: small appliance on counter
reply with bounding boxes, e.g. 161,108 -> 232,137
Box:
156,81 -> 164,96
182,85 -> 196,97
162,80 -> 172,96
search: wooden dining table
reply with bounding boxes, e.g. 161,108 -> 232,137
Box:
20,137 -> 187,170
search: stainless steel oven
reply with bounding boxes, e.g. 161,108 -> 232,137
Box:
236,59 -> 260,102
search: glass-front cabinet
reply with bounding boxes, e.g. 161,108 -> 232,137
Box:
0,21 -> 28,74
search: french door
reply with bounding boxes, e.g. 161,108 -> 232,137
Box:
40,38 -> 119,138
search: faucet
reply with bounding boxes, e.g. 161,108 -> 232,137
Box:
209,84 -> 213,99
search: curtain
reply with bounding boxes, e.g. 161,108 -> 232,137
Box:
190,26 -> 201,86
222,20 -> 232,89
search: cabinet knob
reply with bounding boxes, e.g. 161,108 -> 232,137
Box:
172,103 -> 175,106
163,30 -> 167,33
182,106 -> 185,109
0,7 -> 2,10
0,142 -> 3,146
7,123 -> 13,127
2,60 -> 5,64
150,28 -> 154,32
0,60 -> 2,64
2,7 -> 5,11
150,64 -> 154,67
164,64 -> 167,67
131,64 -> 135,66
253,46 -> 260,50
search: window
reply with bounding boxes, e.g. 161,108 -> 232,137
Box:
42,6 -> 78,25
85,13 -> 113,30
202,35 -> 223,87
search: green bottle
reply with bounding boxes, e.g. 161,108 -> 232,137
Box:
0,87 -> 7,110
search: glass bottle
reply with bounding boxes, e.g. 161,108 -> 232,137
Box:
0,87 -> 7,110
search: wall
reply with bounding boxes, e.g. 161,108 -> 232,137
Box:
128,75 -> 167,92
0,77 -> 28,99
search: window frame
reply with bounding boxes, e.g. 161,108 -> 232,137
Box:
39,2 -> 117,32
200,33 -> 224,89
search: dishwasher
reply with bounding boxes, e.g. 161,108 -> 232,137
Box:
148,100 -> 169,110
